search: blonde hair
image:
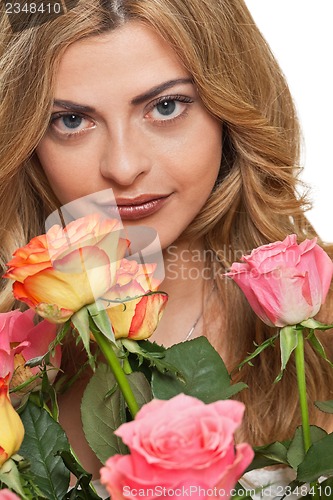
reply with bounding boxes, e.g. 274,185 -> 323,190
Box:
1,0 -> 332,444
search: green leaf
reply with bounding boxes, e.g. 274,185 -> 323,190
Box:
307,330 -> 333,368
121,338 -> 182,380
152,337 -> 246,402
297,432 -> 333,482
64,486 -> 103,500
274,326 -> 298,383
127,371 -> 153,408
41,366 -> 59,421
19,401 -> 70,499
236,333 -> 279,372
0,458 -> 28,498
138,339 -> 166,354
87,302 -> 115,344
301,318 -> 333,330
59,450 -> 101,499
287,425 -> 327,470
315,400 -> 333,413
81,363 -> 128,462
71,307 -> 94,365
25,355 -> 46,368
247,442 -> 289,472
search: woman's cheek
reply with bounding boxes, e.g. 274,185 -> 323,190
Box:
36,140 -> 100,203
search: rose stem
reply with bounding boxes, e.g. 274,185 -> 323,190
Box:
93,328 -> 139,418
294,330 -> 311,452
295,329 -> 320,498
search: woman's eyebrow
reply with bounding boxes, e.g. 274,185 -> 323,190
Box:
52,78 -> 193,112
131,78 -> 194,105
53,100 -> 95,113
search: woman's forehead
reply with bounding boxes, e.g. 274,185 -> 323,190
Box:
54,22 -> 192,103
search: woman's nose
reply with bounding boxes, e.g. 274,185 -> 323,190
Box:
99,128 -> 152,186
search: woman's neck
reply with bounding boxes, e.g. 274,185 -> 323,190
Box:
149,237 -> 215,346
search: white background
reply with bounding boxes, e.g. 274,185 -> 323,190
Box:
245,0 -> 333,241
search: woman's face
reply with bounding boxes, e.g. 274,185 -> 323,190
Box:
36,22 -> 222,249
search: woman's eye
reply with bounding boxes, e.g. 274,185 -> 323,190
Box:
50,113 -> 95,136
155,100 -> 177,117
146,96 -> 193,123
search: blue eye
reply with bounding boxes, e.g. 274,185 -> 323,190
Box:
61,114 -> 84,129
146,95 -> 194,124
49,112 -> 96,137
155,101 -> 177,116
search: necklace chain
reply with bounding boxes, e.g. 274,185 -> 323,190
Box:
183,311 -> 203,341
183,280 -> 216,342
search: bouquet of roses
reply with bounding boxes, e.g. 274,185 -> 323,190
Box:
1,206 -> 333,499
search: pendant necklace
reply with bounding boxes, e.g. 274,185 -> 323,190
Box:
183,280 -> 216,342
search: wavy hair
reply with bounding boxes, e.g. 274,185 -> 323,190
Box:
1,0 -> 332,444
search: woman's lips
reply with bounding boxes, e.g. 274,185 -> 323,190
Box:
107,195 -> 171,221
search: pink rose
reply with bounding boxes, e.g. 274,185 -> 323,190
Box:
100,394 -> 253,499
0,490 -> 21,499
0,309 -> 61,405
226,235 -> 333,327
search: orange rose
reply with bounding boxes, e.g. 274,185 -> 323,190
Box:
104,259 -> 167,340
4,214 -> 129,323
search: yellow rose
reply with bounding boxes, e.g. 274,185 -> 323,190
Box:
106,292 -> 168,340
0,375 -> 24,467
103,259 -> 167,340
